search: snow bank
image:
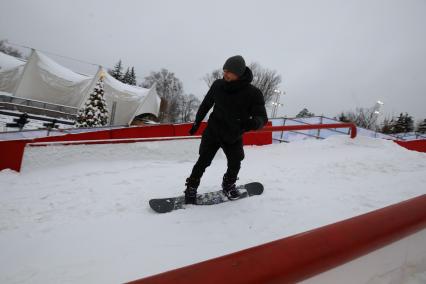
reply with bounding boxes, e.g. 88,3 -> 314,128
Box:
0,136 -> 425,283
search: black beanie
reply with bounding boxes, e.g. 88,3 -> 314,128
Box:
223,55 -> 246,77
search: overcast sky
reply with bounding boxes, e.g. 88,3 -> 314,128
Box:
1,0 -> 425,121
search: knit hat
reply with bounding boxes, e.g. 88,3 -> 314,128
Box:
223,55 -> 246,77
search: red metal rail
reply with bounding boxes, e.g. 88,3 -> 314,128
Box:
127,194 -> 426,284
0,122 -> 356,172
259,122 -> 357,139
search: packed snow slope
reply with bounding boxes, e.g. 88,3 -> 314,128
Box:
0,136 -> 425,283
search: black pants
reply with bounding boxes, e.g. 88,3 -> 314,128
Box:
190,128 -> 244,180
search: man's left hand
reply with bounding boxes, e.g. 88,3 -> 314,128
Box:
242,119 -> 258,131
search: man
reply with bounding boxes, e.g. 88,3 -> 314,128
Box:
185,55 -> 268,204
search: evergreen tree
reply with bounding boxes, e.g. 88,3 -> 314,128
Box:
75,77 -> 109,128
296,108 -> 314,118
338,112 -> 351,123
417,119 -> 426,134
393,113 -> 405,134
381,117 -> 393,134
122,67 -> 131,84
108,60 -> 123,81
393,113 -> 414,134
129,67 -> 137,85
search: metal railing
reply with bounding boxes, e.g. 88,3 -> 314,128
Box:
270,116 -> 355,142
260,122 -> 357,139
0,94 -> 78,120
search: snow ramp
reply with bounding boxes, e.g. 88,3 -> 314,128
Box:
0,136 -> 425,283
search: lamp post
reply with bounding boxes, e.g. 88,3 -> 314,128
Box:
271,89 -> 284,118
373,100 -> 384,115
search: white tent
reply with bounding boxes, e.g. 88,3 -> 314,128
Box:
0,51 -> 26,93
14,50 -> 94,107
0,50 -> 160,125
0,51 -> 26,70
89,67 -> 161,125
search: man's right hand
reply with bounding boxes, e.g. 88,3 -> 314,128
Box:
189,122 -> 200,135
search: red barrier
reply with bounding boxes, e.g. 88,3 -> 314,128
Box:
3,122 -> 423,173
394,139 -> 426,153
127,195 -> 426,284
29,136 -> 202,147
111,125 -> 175,139
0,140 -> 28,172
34,130 -> 112,143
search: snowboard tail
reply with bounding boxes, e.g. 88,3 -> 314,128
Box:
149,182 -> 263,214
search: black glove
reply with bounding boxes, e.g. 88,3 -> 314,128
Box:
189,122 -> 200,135
242,119 -> 258,131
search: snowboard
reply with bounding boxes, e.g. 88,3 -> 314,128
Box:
149,182 -> 264,214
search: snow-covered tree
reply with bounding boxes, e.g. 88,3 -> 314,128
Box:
108,60 -> 124,81
75,77 -> 109,128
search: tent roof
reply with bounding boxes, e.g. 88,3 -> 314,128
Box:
0,51 -> 26,71
36,51 -> 90,82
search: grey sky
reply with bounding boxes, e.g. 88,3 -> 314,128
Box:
1,0 -> 425,121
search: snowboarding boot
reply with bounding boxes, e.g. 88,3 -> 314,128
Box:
222,174 -> 241,200
184,177 -> 200,204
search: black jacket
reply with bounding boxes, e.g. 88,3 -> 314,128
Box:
195,67 -> 268,144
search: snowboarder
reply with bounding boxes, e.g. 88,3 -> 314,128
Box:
185,55 -> 268,204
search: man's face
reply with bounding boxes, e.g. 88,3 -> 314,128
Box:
223,70 -> 239,82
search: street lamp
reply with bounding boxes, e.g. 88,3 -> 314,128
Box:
373,100 -> 384,115
271,89 -> 285,118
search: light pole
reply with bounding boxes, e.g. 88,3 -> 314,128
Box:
271,89 -> 284,118
372,100 -> 384,133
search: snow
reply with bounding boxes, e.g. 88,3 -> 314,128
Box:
0,52 -> 26,71
0,136 -> 425,283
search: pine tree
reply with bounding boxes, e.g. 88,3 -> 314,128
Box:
122,67 -> 131,84
392,113 -> 414,134
75,77 -> 109,128
108,60 -> 124,81
338,112 -> 351,123
129,67 -> 137,85
416,119 -> 426,134
381,117 -> 393,134
296,108 -> 314,118
404,113 -> 414,132
393,113 -> 405,134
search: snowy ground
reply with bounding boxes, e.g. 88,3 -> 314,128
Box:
0,135 -> 425,283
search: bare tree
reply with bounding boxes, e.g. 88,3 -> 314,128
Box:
249,62 -> 282,104
203,69 -> 223,88
141,69 -> 183,122
340,107 -> 379,130
0,40 -> 24,59
178,94 -> 201,122
203,62 -> 282,104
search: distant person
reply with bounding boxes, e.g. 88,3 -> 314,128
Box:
184,55 -> 267,204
